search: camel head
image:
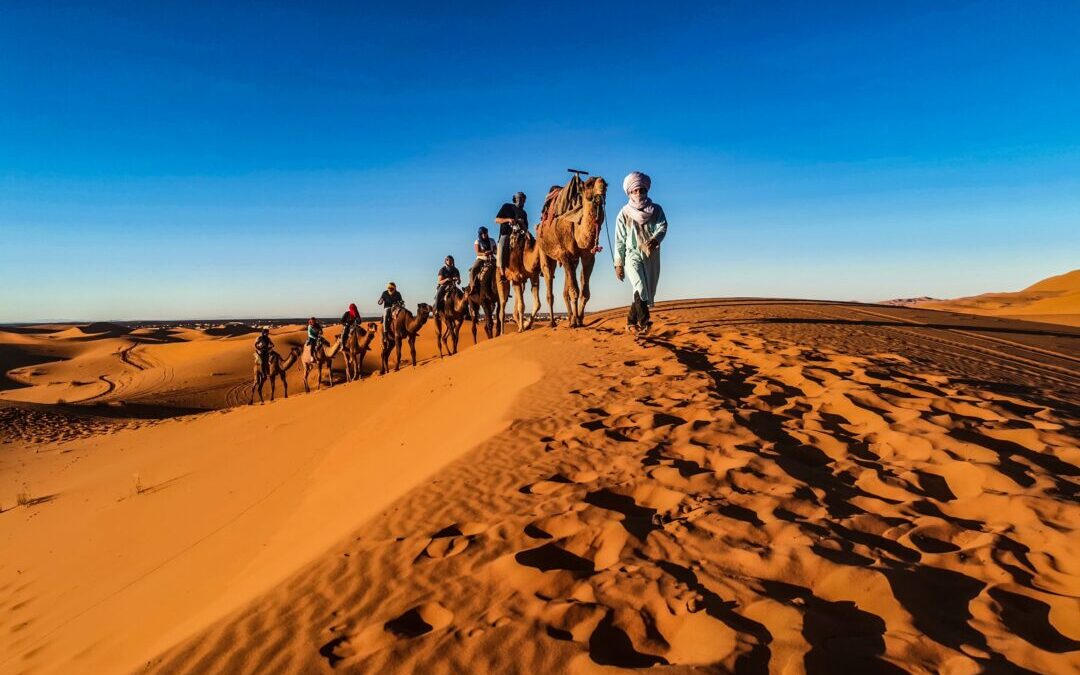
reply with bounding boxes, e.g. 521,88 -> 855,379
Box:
416,303 -> 433,319
576,176 -> 607,251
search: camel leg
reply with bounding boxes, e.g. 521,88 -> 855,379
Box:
540,253 -> 558,327
526,275 -> 542,329
513,280 -> 525,331
409,335 -> 417,367
303,365 -> 310,393
269,375 -> 276,401
436,316 -> 445,358
563,258 -> 580,328
496,277 -> 509,336
470,306 -> 479,344
394,340 -> 403,371
380,344 -> 390,375
578,254 -> 595,326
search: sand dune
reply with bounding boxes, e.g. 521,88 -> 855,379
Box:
921,268 -> 1080,327
2,301 -> 1078,673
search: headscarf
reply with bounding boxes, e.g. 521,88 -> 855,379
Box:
622,171 -> 651,197
387,282 -> 396,291
512,191 -> 526,206
620,171 -> 657,254
348,303 -> 359,319
478,226 -> 489,239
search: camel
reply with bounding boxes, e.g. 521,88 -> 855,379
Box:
380,303 -> 432,373
434,285 -> 471,357
497,225 -> 542,333
250,345 -> 302,404
465,260 -> 500,344
302,338 -> 343,392
342,322 -> 379,381
536,176 -> 608,327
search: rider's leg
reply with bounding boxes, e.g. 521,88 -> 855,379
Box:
496,234 -> 509,270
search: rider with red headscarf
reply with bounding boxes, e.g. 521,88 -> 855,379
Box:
340,302 -> 360,341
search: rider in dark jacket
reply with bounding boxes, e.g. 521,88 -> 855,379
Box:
378,282 -> 403,341
435,255 -> 460,311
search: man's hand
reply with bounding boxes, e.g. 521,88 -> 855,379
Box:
615,265 -> 625,281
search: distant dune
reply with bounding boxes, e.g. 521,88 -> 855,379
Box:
2,300 -> 1078,674
919,269 -> 1080,327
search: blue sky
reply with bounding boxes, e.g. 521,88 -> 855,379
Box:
2,1 -> 1078,321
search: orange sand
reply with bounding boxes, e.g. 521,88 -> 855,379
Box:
2,301 -> 1078,673
922,268 -> 1080,327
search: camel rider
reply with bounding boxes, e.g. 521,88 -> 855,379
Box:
494,192 -> 529,272
306,317 -> 326,355
341,302 -> 360,342
614,171 -> 668,308
435,255 -> 460,312
470,226 -> 496,288
254,328 -> 273,374
378,282 -> 404,340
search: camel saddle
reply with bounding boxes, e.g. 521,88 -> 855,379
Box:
539,174 -> 584,233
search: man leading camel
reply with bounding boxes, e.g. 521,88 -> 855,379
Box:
614,171 -> 668,323
495,191 -> 529,273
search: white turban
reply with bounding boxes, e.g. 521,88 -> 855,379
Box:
623,171 -> 651,196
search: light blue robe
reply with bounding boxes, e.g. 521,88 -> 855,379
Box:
614,204 -> 667,306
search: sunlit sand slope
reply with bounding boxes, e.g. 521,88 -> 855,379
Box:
135,300 -> 1079,674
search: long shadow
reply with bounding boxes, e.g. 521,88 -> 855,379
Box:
987,587 -> 1080,653
515,543 -> 594,573
950,427 -> 1079,498
737,410 -> 875,519
648,338 -> 756,402
760,580 -> 905,674
0,346 -> 70,391
656,560 -> 772,673
587,611 -> 667,668
882,565 -> 1038,673
584,489 -> 659,541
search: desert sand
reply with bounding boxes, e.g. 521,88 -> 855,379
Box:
921,269 -> 1080,328
2,300 -> 1078,674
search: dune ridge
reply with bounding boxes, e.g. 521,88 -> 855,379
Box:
921,268 -> 1080,327
1,336 -> 536,674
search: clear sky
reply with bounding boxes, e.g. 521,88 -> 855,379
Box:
2,1 -> 1078,322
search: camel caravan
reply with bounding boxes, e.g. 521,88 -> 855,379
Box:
246,168 -> 666,403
